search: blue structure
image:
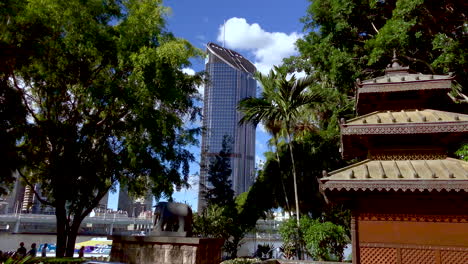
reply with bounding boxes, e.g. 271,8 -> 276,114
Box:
198,42 -> 256,212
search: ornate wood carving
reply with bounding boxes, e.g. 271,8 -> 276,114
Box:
341,122 -> 468,135
360,247 -> 397,264
322,180 -> 468,192
360,243 -> 468,264
357,213 -> 468,223
370,153 -> 447,161
360,243 -> 468,252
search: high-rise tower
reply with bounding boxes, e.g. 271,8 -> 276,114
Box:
198,42 -> 256,212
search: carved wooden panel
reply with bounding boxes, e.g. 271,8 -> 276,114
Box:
401,248 -> 435,264
360,247 -> 396,264
441,250 -> 468,264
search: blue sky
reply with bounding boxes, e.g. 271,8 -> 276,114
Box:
109,0 -> 309,211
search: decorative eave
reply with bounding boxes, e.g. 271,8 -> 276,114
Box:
341,109 -> 468,135
341,121 -> 468,135
357,78 -> 453,94
320,158 -> 468,193
321,180 -> 468,193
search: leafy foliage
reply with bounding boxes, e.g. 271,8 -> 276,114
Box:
238,66 -> 324,224
278,217 -> 303,257
204,136 -> 235,207
0,84 -> 25,195
220,258 -> 260,264
455,144 -> 468,161
1,0 -> 203,257
300,217 -> 349,261
195,136 -> 262,259
286,0 -> 468,95
279,217 -> 349,261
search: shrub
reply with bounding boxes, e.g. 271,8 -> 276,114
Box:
221,258 -> 260,264
300,217 -> 349,261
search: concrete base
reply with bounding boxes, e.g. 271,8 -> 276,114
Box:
109,236 -> 224,264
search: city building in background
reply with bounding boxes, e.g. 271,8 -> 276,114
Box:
0,172 -> 54,214
198,42 -> 257,212
117,186 -> 153,218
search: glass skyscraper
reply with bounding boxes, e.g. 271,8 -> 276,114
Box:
198,42 -> 256,212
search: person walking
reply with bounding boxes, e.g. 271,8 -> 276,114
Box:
78,246 -> 85,258
28,243 -> 37,257
41,243 -> 48,257
16,242 -> 27,257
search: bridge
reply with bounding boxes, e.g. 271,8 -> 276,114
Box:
0,213 -> 153,235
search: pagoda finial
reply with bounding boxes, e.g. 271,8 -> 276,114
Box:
391,49 -> 401,68
385,50 -> 409,75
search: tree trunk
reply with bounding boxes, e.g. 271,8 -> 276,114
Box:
55,202 -> 68,258
286,134 -> 300,226
273,136 -> 291,216
65,221 -> 81,257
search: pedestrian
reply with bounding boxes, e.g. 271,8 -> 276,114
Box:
16,242 -> 27,257
28,243 -> 37,257
41,243 -> 48,257
78,246 -> 85,258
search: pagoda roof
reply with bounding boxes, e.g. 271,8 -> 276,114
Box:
360,73 -> 453,87
341,109 -> 468,135
355,55 -> 455,115
320,158 -> 468,193
357,55 -> 454,90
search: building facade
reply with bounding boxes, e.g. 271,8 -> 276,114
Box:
198,42 -> 256,212
117,186 -> 153,218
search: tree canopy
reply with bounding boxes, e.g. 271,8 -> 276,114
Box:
1,0 -> 203,257
285,0 -> 467,95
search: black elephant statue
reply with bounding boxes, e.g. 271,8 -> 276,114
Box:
151,202 -> 192,237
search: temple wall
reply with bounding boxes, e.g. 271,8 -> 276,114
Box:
355,212 -> 468,263
358,218 -> 468,246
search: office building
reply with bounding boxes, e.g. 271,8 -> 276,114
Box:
117,186 -> 153,217
198,42 -> 256,211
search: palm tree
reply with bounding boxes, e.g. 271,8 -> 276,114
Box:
238,66 -> 323,225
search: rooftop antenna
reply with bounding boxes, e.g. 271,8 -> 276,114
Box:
223,19 -> 226,48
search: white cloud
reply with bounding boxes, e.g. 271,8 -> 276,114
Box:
258,123 -> 268,134
182,67 -> 195,75
217,17 -> 303,74
287,70 -> 307,80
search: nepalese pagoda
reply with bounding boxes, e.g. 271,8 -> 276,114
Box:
320,56 -> 468,264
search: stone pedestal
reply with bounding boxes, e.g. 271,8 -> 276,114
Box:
109,236 -> 224,264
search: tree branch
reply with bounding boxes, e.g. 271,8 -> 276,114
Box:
402,55 -> 435,74
11,75 -> 41,124
371,22 -> 379,34
17,169 -> 55,207
79,185 -> 113,220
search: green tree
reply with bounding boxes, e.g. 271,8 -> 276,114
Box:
238,66 -> 323,225
279,216 -> 349,261
285,0 -> 467,95
204,135 -> 235,207
0,85 -> 26,195
455,144 -> 468,161
1,0 -> 203,257
196,137 -> 262,259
